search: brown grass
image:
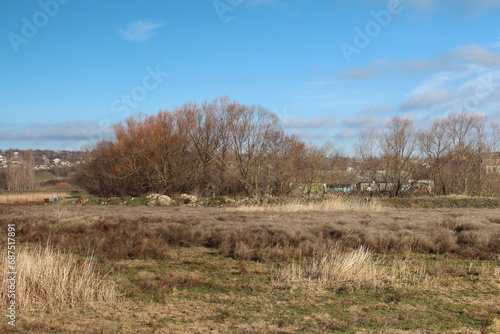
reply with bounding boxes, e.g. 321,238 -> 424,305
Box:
0,244 -> 116,311
275,246 -> 379,289
233,196 -> 382,212
3,205 -> 499,262
0,191 -> 72,204
274,245 -> 427,290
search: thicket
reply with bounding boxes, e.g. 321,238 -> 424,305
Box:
74,97 -> 345,198
74,96 -> 500,198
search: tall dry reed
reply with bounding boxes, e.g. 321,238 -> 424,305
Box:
0,244 -> 116,311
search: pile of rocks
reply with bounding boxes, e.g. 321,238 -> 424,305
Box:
146,194 -> 175,206
179,194 -> 198,206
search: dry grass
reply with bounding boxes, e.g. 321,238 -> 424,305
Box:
3,205 -> 499,261
0,244 -> 116,311
0,204 -> 498,333
275,246 -> 427,290
0,191 -> 71,204
3,245 -> 497,334
232,196 -> 382,212
275,246 -> 379,289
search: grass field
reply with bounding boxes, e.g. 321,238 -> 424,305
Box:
0,203 -> 499,333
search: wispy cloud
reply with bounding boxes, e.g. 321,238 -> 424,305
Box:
285,130 -> 333,140
342,105 -> 392,129
118,20 -> 165,42
331,0 -> 500,16
341,67 -> 379,79
409,64 -> 485,96
451,44 -> 500,67
0,121 -> 113,141
410,0 -> 437,11
241,0 -> 280,5
399,89 -> 454,111
340,44 -> 500,82
282,115 -> 336,129
334,128 -> 358,139
408,0 -> 500,16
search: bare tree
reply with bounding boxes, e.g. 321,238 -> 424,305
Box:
221,103 -> 282,198
442,112 -> 486,195
355,129 -> 383,193
6,150 -> 34,191
380,117 -> 419,197
419,120 -> 452,195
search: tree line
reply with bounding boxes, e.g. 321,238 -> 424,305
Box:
74,97 -> 500,198
0,150 -> 35,191
356,113 -> 500,197
74,97 -> 342,198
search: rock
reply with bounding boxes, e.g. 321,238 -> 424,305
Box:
146,194 -> 175,206
179,194 -> 198,205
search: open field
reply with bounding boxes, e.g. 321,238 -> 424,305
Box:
0,204 -> 499,333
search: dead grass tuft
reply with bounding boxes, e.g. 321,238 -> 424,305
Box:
275,246 -> 379,289
275,246 -> 427,290
0,244 -> 116,311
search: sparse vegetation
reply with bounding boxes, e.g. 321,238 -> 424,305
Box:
0,204 -> 498,333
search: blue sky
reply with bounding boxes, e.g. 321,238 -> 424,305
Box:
1,0 -> 500,153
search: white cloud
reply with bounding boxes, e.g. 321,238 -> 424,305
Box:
409,64 -> 485,96
334,128 -> 358,139
0,121 -> 113,141
407,0 -> 500,16
341,44 -> 500,83
399,89 -> 454,111
341,68 -> 379,79
452,44 -> 500,67
285,130 -> 333,140
241,0 -> 280,5
410,0 -> 437,11
282,115 -> 336,129
342,105 -> 392,129
118,20 -> 165,42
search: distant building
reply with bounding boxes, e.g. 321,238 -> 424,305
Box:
482,152 -> 500,174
